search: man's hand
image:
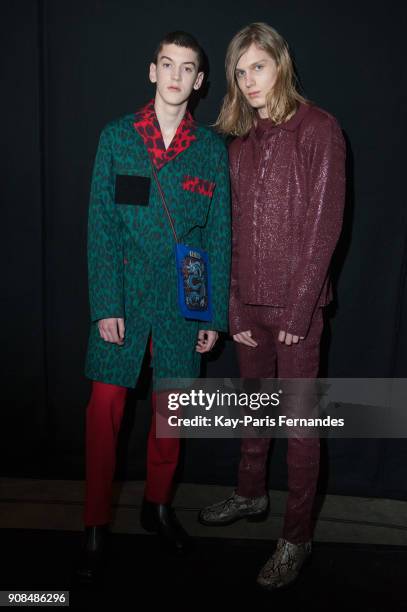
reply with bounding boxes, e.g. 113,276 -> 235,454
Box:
278,330 -> 305,346
233,330 -> 258,347
196,330 -> 218,353
98,317 -> 125,345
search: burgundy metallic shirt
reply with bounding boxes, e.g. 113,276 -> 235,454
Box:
229,102 -> 346,338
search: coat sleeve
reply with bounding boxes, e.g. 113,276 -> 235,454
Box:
87,125 -> 124,323
228,154 -> 245,336
199,143 -> 231,332
284,117 -> 346,338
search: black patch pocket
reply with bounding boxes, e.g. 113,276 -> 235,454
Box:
115,174 -> 151,205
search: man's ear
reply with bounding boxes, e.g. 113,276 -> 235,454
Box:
149,62 -> 157,84
193,71 -> 204,90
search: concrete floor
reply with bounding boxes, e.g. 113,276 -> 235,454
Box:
1,478 -> 407,545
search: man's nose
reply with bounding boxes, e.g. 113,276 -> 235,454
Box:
245,72 -> 255,88
173,69 -> 182,81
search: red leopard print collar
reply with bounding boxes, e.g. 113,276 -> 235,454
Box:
133,99 -> 197,170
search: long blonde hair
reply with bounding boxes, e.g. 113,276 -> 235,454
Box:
216,23 -> 307,136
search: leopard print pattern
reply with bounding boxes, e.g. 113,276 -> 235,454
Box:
182,175 -> 216,197
133,99 -> 196,169
85,109 -> 231,389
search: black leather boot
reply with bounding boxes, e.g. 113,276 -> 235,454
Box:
76,524 -> 109,583
140,499 -> 193,555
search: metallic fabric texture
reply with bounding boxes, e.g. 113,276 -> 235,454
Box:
229,102 -> 346,338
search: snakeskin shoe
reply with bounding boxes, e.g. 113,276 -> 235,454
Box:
256,538 -> 312,590
198,491 -> 269,526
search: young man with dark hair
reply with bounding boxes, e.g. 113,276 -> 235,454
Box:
78,31 -> 230,581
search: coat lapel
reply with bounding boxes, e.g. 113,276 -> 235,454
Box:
133,99 -> 197,170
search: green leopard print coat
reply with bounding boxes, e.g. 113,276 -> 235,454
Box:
84,103 -> 231,389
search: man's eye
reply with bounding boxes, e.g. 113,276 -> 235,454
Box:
163,63 -> 171,68
255,64 -> 264,70
184,66 -> 193,72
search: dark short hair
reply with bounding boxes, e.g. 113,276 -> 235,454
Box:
153,31 -> 205,72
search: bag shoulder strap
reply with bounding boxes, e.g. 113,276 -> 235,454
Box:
149,156 -> 179,244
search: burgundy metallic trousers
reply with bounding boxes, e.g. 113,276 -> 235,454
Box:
235,305 -> 324,544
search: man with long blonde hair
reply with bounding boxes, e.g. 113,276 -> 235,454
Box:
199,23 -> 346,590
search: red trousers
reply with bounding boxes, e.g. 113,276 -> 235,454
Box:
84,340 -> 180,526
235,305 -> 324,544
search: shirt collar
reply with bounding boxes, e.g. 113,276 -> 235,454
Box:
254,102 -> 310,136
133,99 -> 197,169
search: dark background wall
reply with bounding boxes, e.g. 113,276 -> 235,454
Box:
2,0 -> 407,499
